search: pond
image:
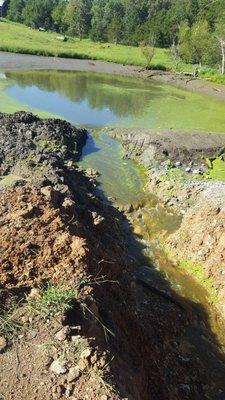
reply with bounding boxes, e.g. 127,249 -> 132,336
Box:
5,70 -> 225,132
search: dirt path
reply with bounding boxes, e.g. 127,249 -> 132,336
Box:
1,51 -> 225,101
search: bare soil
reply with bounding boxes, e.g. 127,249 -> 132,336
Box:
167,184 -> 225,306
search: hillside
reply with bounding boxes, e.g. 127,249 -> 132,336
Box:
0,19 -> 172,68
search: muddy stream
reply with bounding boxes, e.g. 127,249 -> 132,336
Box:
2,70 -> 225,367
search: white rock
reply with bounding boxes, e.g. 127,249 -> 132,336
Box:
50,359 -> 67,375
80,348 -> 92,359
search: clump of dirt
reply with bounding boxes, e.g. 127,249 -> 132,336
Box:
1,112 -> 225,400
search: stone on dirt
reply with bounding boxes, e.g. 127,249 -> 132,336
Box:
50,359 -> 68,375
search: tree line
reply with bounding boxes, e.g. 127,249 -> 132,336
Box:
6,0 -> 225,73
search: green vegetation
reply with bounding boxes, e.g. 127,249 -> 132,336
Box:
177,260 -> 218,305
0,301 -> 21,340
206,156 -> 225,182
27,282 -> 78,318
3,0 -> 225,80
0,20 -> 171,67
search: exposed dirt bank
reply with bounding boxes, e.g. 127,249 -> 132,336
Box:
1,112 -> 225,399
109,128 -> 225,169
110,127 -> 225,306
1,51 -> 225,101
167,184 -> 225,306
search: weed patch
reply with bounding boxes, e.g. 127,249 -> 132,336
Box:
27,283 -> 78,318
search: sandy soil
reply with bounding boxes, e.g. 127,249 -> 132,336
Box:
1,51 -> 225,101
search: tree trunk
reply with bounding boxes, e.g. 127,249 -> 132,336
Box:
221,41 -> 225,75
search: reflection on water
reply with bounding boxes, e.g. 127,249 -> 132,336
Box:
5,70 -> 225,131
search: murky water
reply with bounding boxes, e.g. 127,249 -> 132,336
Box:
5,70 -> 225,132
2,69 -> 225,351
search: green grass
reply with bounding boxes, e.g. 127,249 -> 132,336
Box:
27,282 -> 78,318
1,19 -> 224,84
0,301 -> 21,340
206,156 -> 225,182
177,260 -> 218,305
0,19 -> 172,68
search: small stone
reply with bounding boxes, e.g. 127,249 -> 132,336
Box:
185,167 -> 191,173
26,329 -> 38,340
100,395 -> 108,400
71,335 -> 81,344
55,326 -> 70,341
50,359 -> 67,375
67,366 -> 80,382
91,212 -> 105,226
175,161 -> 181,167
0,336 -> 7,353
80,348 -> 91,359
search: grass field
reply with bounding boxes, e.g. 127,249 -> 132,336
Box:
0,19 -> 225,84
0,19 -> 173,68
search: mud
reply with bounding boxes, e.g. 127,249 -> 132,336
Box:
1,113 -> 225,400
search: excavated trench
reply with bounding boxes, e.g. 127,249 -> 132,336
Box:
1,113 -> 225,399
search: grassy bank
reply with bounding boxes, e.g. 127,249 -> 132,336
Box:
0,19 -> 171,68
1,19 -> 225,84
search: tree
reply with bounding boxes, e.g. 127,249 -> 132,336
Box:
215,15 -> 225,74
7,0 -> 25,23
140,34 -> 156,69
104,0 -> 124,43
52,0 -> 67,32
64,0 -> 92,39
22,0 -> 58,30
90,0 -> 107,41
178,19 -> 212,66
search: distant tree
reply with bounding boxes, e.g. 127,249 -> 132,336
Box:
123,0 -> 148,45
215,15 -> 225,74
104,0 -> 124,43
64,0 -> 92,39
178,19 -> 212,66
23,0 -> 58,30
7,0 -> 25,23
90,0 -> 107,41
170,40 -> 180,69
52,0 -> 67,32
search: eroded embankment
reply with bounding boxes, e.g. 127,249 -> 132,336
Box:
109,127 -> 225,305
1,113 -> 225,400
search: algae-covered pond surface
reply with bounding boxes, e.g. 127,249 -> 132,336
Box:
4,70 -> 225,132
